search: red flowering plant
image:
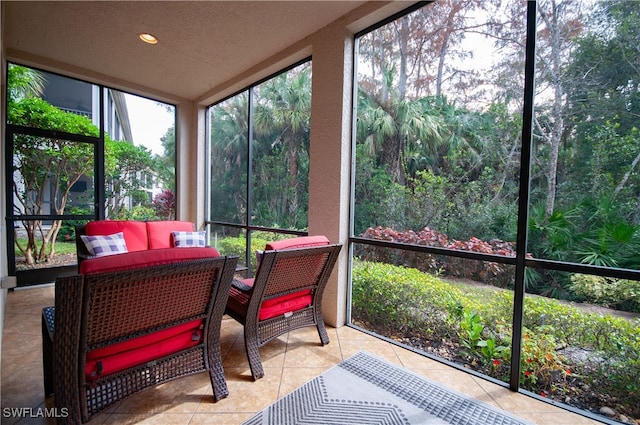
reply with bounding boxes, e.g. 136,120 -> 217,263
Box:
152,188 -> 175,220
358,226 -> 526,288
520,327 -> 570,393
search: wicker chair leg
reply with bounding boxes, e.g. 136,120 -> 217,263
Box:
41,307 -> 55,397
245,328 -> 264,380
207,345 -> 229,401
316,321 -> 330,346
209,369 -> 229,401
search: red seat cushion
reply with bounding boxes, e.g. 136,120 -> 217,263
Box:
85,220 -> 149,252
227,278 -> 313,321
146,220 -> 195,249
85,319 -> 203,380
259,294 -> 313,320
79,247 -> 220,274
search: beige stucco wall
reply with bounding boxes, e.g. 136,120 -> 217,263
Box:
175,100 -> 208,229
190,16 -> 359,328
184,2 -> 409,328
307,25 -> 355,328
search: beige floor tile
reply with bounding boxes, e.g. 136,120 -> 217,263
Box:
112,373 -> 209,415
486,387 -> 568,413
2,361 -> 47,411
279,367 -> 327,397
393,345 -> 452,371
99,413 -> 192,425
338,337 -> 401,364
222,335 -> 287,371
283,339 -> 342,369
519,411 -> 603,425
1,339 -> 43,360
0,414 -> 59,425
287,325 -> 338,341
336,325 -> 378,340
420,368 -> 497,406
4,286 -> 54,314
83,412 -> 110,425
2,312 -> 43,337
188,412 -> 253,425
197,368 -> 280,414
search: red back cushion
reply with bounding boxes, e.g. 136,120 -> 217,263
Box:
85,220 -> 148,252
265,236 -> 331,293
146,220 -> 195,249
265,235 -> 329,251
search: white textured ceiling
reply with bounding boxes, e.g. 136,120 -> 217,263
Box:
3,1 -> 372,101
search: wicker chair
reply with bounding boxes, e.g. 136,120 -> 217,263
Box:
226,236 -> 342,380
42,256 -> 237,424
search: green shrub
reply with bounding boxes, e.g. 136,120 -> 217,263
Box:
57,207 -> 91,242
351,260 -> 464,339
216,236 -> 250,258
119,205 -> 156,221
570,273 -> 640,313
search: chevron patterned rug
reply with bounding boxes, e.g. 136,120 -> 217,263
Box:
243,351 -> 534,425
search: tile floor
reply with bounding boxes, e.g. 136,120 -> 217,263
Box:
1,285 -> 603,425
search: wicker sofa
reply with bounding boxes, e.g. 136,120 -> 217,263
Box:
42,220 -> 238,424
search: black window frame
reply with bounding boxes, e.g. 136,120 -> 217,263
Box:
205,58 -> 312,275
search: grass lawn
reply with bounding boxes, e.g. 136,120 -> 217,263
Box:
14,239 -> 78,270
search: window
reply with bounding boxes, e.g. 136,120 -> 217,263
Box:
104,91 -> 176,220
207,61 -> 311,273
351,1 -> 639,422
5,64 -> 176,283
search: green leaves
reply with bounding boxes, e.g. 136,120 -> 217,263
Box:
9,97 -> 99,137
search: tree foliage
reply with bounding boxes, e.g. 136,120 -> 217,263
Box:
104,138 -> 154,218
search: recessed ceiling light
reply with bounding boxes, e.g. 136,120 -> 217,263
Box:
139,33 -> 158,44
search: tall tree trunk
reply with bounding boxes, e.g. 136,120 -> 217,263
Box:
286,139 -> 299,220
541,0 -> 564,218
377,29 -> 388,103
436,2 -> 459,98
614,151 -> 640,196
382,135 -> 406,186
398,16 -> 409,100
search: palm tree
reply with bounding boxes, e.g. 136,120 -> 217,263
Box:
7,64 -> 45,102
209,94 -> 249,223
356,66 -> 445,186
252,64 -> 311,227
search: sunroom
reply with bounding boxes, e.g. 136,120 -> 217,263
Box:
1,1 -> 638,424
